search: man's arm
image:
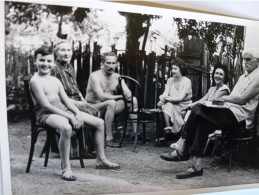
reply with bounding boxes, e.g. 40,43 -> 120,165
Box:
120,79 -> 132,100
220,78 -> 259,105
88,74 -> 122,101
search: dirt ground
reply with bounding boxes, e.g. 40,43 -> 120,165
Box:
7,118 -> 259,195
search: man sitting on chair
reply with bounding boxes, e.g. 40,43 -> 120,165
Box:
85,52 -> 138,146
160,49 -> 259,179
30,46 -> 119,181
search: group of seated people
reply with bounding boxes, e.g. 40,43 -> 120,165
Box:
29,40 -> 259,181
159,49 -> 259,179
30,41 -> 136,181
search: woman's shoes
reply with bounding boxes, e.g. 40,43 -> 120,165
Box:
160,149 -> 189,162
170,142 -> 179,150
176,166 -> 203,179
164,127 -> 173,135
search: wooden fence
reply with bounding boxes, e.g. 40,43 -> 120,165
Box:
70,38 -> 210,109
5,38 -> 215,111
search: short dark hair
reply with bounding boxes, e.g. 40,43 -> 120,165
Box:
101,52 -> 117,63
34,46 -> 53,59
211,65 -> 229,85
171,58 -> 188,76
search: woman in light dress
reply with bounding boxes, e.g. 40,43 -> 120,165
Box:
157,59 -> 192,137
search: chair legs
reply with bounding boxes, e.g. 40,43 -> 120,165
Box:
142,123 -> 146,144
133,121 -> 140,152
26,127 -> 85,173
44,131 -> 52,167
39,138 -> 48,158
228,139 -> 256,172
76,129 -> 85,168
119,116 -> 128,148
25,128 -> 38,173
228,140 -> 233,172
26,128 -> 52,173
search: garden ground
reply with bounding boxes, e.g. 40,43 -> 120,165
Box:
7,118 -> 259,195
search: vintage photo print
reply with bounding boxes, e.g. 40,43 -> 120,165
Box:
2,1 -> 259,194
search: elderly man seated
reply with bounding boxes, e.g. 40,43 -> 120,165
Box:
160,49 -> 259,179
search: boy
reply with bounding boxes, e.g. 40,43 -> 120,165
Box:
30,46 -> 119,181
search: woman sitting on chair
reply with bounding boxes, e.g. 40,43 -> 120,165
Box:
157,59 -> 192,138
168,65 -> 230,149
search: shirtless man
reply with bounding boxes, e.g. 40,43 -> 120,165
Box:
30,46 -> 119,181
85,52 -> 137,146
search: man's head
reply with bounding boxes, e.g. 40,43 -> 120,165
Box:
101,52 -> 118,75
54,41 -> 73,63
242,49 -> 259,74
34,46 -> 54,75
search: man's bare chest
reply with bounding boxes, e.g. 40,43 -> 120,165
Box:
101,78 -> 118,93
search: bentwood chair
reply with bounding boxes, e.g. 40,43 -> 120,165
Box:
227,102 -> 259,172
24,77 -> 85,173
118,75 -> 160,152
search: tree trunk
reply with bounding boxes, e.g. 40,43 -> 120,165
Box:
141,16 -> 150,53
56,14 -> 67,39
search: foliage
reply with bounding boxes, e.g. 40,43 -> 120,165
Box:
73,9 -> 109,42
5,2 -> 91,39
174,18 -> 244,63
119,12 -> 161,48
5,2 -> 45,34
119,12 -> 161,78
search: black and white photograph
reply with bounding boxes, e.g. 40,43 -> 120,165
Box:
2,1 -> 259,194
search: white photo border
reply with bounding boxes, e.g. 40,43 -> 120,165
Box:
1,1 -> 259,195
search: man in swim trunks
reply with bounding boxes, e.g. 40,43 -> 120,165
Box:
85,52 -> 138,146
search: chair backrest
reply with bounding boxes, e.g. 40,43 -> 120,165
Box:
251,102 -> 259,139
23,76 -> 37,129
118,75 -> 142,114
234,102 -> 259,139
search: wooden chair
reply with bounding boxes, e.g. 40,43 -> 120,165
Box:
24,77 -> 85,173
227,102 -> 259,172
118,75 -> 160,152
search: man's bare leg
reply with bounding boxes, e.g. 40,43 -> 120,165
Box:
80,112 -> 119,168
46,115 -> 76,180
89,100 -> 116,141
115,98 -> 138,134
